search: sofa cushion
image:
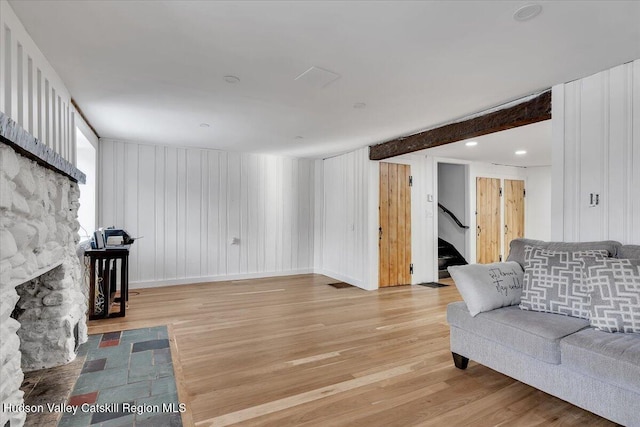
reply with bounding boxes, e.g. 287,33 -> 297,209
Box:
581,257 -> 640,333
447,261 -> 523,317
561,328 -> 640,392
519,247 -> 608,319
617,244 -> 640,260
506,238 -> 621,268
447,301 -> 589,364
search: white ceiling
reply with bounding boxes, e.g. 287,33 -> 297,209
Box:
424,120 -> 552,167
8,1 -> 640,159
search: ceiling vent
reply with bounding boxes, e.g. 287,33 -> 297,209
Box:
295,66 -> 341,89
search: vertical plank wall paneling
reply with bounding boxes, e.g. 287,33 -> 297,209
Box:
0,0 -> 76,164
321,148 -> 371,288
607,64 -> 632,244
164,147 -> 178,279
124,142 -> 139,280
633,60 -> 640,244
99,140 -> 315,286
137,144 -> 156,280
578,70 -> 605,241
154,146 -> 166,280
553,60 -> 639,244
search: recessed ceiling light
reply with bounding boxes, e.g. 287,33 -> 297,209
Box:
515,150 -> 527,155
224,75 -> 240,84
353,102 -> 366,109
513,4 -> 542,22
465,141 -> 478,147
199,123 -> 210,128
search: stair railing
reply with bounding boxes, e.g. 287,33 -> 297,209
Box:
438,203 -> 470,229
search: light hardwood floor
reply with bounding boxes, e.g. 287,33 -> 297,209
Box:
88,275 -> 615,427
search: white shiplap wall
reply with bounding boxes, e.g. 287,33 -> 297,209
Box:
99,139 -> 315,287
552,59 -> 640,244
0,0 -> 77,164
319,148 -> 375,289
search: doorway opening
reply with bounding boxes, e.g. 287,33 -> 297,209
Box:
437,162 -> 469,278
428,120 -> 552,276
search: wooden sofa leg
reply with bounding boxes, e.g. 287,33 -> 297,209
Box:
452,352 -> 469,370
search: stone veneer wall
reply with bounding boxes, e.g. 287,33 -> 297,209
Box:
0,142 -> 87,427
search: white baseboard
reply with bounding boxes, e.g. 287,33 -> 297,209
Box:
129,268 -> 314,289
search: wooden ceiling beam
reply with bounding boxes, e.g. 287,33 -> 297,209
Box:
369,90 -> 551,161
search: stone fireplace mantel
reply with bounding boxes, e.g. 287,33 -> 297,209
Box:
0,112 -> 85,184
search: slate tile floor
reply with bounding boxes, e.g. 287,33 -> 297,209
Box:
58,326 -> 183,427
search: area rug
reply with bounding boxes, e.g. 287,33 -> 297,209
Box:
56,326 -> 183,427
416,282 -> 449,288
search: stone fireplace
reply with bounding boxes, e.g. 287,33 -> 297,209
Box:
11,263 -> 86,370
1,113 -> 87,427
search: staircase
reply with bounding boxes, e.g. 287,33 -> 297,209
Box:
438,238 -> 467,278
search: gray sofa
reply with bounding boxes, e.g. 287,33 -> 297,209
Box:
447,239 -> 640,426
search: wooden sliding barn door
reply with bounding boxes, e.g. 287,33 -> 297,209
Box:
379,162 -> 412,287
504,179 -> 525,257
476,177 -> 501,264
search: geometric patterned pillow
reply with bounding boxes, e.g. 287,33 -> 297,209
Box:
519,246 -> 609,319
581,257 -> 640,333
